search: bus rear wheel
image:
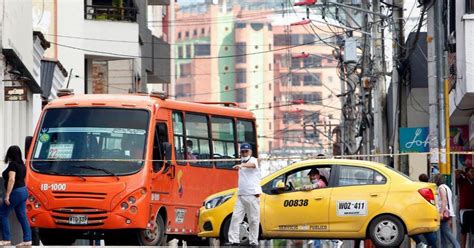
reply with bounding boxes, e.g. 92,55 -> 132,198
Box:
137,215 -> 166,246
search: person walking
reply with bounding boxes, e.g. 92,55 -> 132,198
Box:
0,146 -> 31,246
433,174 -> 460,248
226,143 -> 261,247
456,167 -> 474,248
412,173 -> 438,248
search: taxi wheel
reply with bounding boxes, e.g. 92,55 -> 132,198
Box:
368,215 -> 405,247
219,216 -> 250,245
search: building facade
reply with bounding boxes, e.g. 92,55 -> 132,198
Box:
32,0 -> 171,95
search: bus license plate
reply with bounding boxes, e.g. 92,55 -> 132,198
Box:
69,215 -> 88,225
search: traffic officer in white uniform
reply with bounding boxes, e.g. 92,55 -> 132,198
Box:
227,143 -> 262,247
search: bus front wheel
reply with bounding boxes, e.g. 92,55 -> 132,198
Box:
137,214 -> 166,246
39,229 -> 76,245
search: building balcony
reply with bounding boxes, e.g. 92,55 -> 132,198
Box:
84,0 -> 138,22
448,12 -> 474,124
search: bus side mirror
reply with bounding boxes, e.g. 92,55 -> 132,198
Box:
25,136 -> 33,159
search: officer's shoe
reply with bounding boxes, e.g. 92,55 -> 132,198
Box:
249,243 -> 259,248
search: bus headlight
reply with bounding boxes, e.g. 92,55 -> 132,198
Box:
204,193 -> 233,209
121,202 -> 129,210
128,196 -> 136,204
28,195 -> 35,202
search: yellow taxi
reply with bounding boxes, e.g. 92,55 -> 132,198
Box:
198,159 -> 439,247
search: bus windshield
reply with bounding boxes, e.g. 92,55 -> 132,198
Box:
31,108 -> 150,176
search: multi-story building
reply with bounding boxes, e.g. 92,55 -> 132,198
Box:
172,2 -> 343,155
173,3 -> 275,153
32,0 -> 171,95
271,23 -> 341,156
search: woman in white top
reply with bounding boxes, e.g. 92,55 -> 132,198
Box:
433,174 -> 460,248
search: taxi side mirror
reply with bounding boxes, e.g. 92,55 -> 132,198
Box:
271,180 -> 286,194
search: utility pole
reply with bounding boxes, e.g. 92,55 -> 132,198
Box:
391,0 -> 405,171
434,0 -> 447,175
371,0 -> 388,164
427,1 -> 439,173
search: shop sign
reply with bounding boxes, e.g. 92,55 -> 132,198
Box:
4,86 -> 27,101
399,127 -> 429,153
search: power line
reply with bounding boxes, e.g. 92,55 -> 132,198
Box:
50,35 -> 337,60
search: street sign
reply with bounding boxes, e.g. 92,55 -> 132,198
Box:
4,86 -> 27,101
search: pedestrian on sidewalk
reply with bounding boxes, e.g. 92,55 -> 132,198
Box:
226,143 -> 261,247
411,173 -> 438,248
433,174 -> 460,248
0,146 -> 31,246
456,167 -> 474,248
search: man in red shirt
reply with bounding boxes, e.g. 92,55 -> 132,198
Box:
456,167 -> 474,248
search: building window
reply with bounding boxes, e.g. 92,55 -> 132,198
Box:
281,76 -> 288,86
291,34 -> 300,45
201,28 -> 205,34
235,42 -> 246,64
179,63 -> 191,77
291,74 -> 301,86
185,31 -> 189,38
178,46 -> 183,58
84,0 -> 138,22
303,74 -> 321,86
236,22 -> 246,29
291,57 -> 300,69
236,88 -> 246,103
195,44 -> 210,56
178,32 -> 182,39
468,0 -> 474,13
274,34 -> 288,46
236,69 -> 246,84
304,56 -> 322,67
193,29 -> 198,36
303,34 -> 314,44
186,44 -> 192,58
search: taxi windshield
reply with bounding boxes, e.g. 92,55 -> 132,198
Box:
31,108 -> 149,176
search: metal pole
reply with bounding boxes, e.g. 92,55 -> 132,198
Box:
435,0 -> 447,175
391,0 -> 404,170
371,0 -> 387,163
427,3 -> 439,173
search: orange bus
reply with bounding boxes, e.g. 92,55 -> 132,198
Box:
25,92 -> 257,245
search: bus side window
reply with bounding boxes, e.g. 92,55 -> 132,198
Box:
153,123 -> 169,172
185,114 -> 211,167
172,112 -> 186,165
212,117 -> 237,168
237,119 -> 257,156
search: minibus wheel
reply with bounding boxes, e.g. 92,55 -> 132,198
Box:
39,229 -> 76,245
137,214 -> 166,245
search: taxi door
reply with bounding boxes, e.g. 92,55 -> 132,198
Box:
262,168 -> 332,236
329,165 -> 389,233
